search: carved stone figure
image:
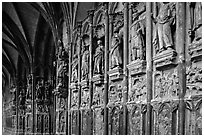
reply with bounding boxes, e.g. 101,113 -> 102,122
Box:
131,21 -> 145,61
26,75 -> 32,100
93,87 -> 104,106
19,88 -> 26,107
110,33 -> 122,69
59,112 -> 65,133
153,2 -> 176,53
81,90 -> 90,108
189,2 -> 202,43
81,44 -> 89,80
129,77 -> 146,102
71,92 -> 78,109
93,40 -> 104,74
44,82 -> 51,102
154,71 -> 178,100
71,54 -> 78,82
36,79 -> 44,101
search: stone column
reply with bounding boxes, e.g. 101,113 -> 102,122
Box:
77,21 -> 82,135
123,2 -> 129,135
103,2 -> 109,135
31,68 -> 36,134
145,2 -> 152,135
176,3 -> 186,135
15,75 -> 19,134
128,2 -> 133,63
185,3 -> 191,66
109,13 -> 114,69
68,42 -> 72,135
88,10 -> 94,109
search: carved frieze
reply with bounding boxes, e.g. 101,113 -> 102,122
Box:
186,66 -> 202,98
154,70 -> 179,101
108,83 -> 123,106
129,76 -> 146,103
92,86 -> 104,108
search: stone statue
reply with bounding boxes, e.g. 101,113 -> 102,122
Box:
131,21 -> 145,61
71,54 -> 78,82
153,2 -> 176,53
44,82 -> 51,101
26,75 -> 32,100
36,79 -> 44,101
191,2 -> 202,42
81,44 -> 89,80
19,88 -> 25,106
93,40 -> 104,74
110,33 -> 122,69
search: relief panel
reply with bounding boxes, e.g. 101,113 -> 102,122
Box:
93,108 -> 104,135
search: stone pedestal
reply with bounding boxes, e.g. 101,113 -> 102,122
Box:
81,80 -> 89,90
93,74 -> 104,85
189,41 -> 202,62
153,49 -> 177,69
70,83 -> 78,92
127,60 -> 146,76
108,66 -> 124,81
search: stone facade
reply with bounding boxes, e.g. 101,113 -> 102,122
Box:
2,2 -> 202,135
